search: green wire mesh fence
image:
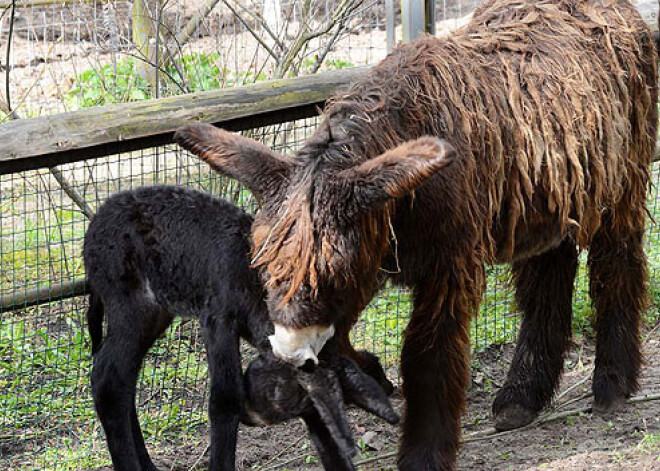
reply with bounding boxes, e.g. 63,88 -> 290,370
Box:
2,114 -> 660,468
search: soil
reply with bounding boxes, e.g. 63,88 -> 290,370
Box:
143,327 -> 660,470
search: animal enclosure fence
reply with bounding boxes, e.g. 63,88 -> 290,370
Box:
2,68 -> 660,470
2,1 -> 660,469
0,0 -> 481,123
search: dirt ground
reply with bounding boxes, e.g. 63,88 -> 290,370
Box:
146,326 -> 660,470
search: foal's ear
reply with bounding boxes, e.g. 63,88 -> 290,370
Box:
333,136 -> 456,211
174,122 -> 292,201
337,357 -> 399,425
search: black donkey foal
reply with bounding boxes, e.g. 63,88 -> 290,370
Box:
84,185 -> 398,471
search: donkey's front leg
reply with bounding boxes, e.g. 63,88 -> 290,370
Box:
398,273 -> 481,470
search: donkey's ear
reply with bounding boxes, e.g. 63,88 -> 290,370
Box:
174,122 -> 292,201
334,136 -> 456,211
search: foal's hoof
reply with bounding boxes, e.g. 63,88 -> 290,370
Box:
493,403 -> 537,431
355,350 -> 395,396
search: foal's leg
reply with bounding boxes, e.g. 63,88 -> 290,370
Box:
335,317 -> 395,395
588,223 -> 646,412
492,240 -> 578,430
200,311 -> 243,471
91,298 -> 171,471
398,271 -> 483,471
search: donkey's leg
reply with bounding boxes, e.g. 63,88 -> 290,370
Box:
200,312 -> 243,471
91,299 -> 171,471
335,317 -> 394,395
398,273 -> 482,471
588,224 -> 646,413
492,240 -> 578,430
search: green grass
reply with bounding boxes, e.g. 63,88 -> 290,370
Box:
3,168 -> 660,469
637,432 -> 660,453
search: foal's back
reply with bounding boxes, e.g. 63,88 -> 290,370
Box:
83,185 -> 264,342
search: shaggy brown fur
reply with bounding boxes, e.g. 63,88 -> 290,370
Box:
175,1 -> 658,469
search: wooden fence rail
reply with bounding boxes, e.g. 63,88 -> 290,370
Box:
0,67 -> 367,174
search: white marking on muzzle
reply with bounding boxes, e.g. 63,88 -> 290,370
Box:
268,324 -> 335,367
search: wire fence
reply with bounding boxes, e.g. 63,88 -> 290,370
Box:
0,0 -> 484,121
2,111 -> 660,469
2,0 -> 660,469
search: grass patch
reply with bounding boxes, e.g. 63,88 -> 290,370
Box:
637,432 -> 660,452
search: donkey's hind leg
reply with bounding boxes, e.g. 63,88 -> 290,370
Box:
588,221 -> 646,413
493,239 -> 578,430
91,298 -> 171,471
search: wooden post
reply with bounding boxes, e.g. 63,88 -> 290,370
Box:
401,0 -> 435,42
132,0 -> 163,89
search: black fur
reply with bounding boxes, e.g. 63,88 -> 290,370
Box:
84,186 -> 398,471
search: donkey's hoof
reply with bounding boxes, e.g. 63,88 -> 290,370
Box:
493,403 -> 537,431
593,392 -> 626,415
593,373 -> 629,415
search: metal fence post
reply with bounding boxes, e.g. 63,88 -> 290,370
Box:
386,0 -> 395,54
401,0 -> 435,42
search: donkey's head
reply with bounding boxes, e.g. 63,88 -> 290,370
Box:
175,122 -> 455,366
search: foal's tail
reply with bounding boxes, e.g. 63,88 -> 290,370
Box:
87,289 -> 104,355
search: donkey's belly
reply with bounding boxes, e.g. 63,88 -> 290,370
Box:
494,213 -> 569,264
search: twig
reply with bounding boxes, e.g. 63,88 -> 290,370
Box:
174,0 -> 221,50
261,452 -> 312,471
49,167 -> 95,219
232,0 -> 284,51
188,440 -> 210,470
4,0 -> 16,116
355,450 -> 397,466
276,0 -> 362,78
220,0 -> 279,61
553,373 -> 591,405
553,392 -> 592,412
309,16 -> 347,74
257,421 -> 307,469
354,392 -> 660,467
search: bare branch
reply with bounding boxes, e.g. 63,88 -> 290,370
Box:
232,0 -> 284,51
174,0 -> 221,50
219,0 -> 280,61
4,0 -> 16,114
276,0 -> 362,78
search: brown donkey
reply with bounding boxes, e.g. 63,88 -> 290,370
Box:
175,0 -> 658,468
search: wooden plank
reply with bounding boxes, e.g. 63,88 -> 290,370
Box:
0,67 -> 368,173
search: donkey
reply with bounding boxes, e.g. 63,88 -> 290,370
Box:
84,185 -> 398,471
174,0 -> 658,469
